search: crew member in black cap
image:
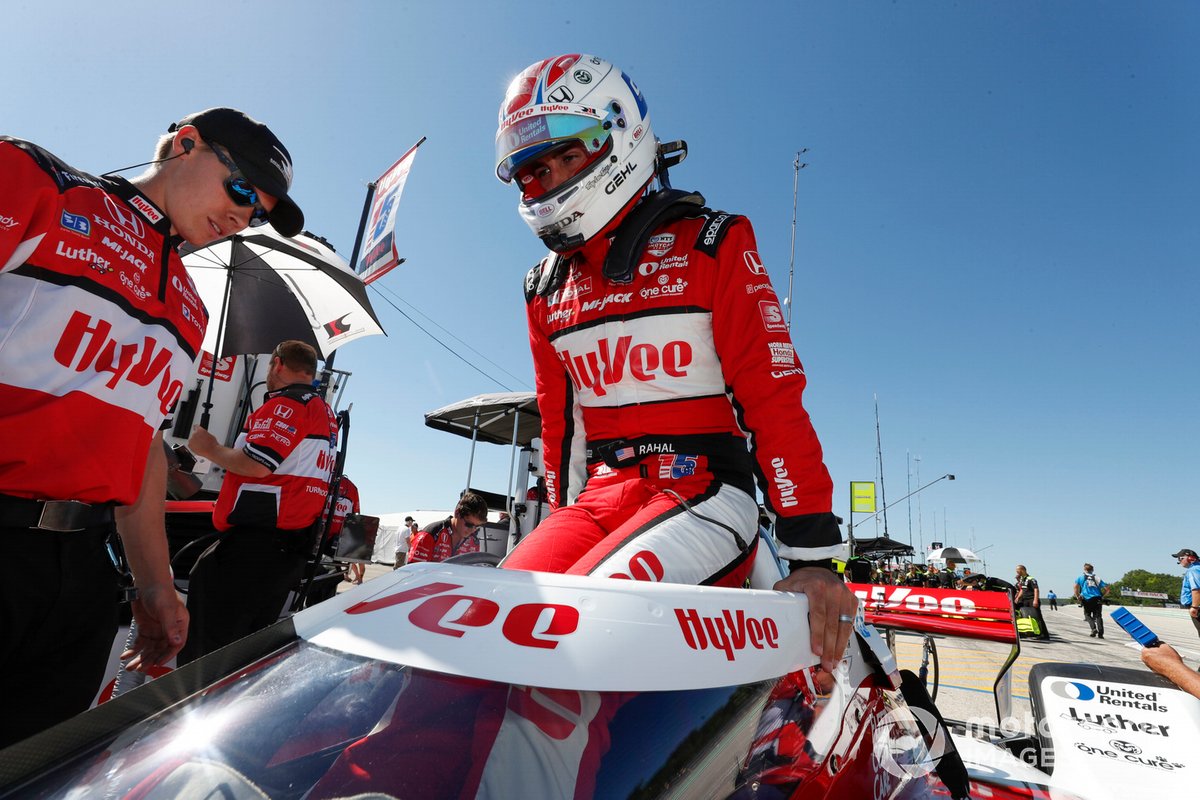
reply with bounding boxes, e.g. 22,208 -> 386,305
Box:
0,107 -> 300,747
1172,548 -> 1200,640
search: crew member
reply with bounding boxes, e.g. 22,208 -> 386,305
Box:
1072,563 -> 1109,638
181,340 -> 335,663
408,491 -> 487,564
494,55 -> 857,666
328,476 -> 364,584
0,108 -> 301,747
1014,564 -> 1051,641
1173,548 -> 1200,640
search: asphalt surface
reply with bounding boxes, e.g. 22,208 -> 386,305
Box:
337,566 -> 1198,734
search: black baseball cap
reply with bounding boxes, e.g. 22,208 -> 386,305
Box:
169,108 -> 303,237
1172,548 -> 1198,559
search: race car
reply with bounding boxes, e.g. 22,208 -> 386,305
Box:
1,551 -> 1195,798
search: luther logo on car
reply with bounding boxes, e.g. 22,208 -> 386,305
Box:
324,314 -> 352,337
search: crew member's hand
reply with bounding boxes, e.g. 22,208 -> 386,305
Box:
1191,607 -> 1198,618
1033,599 -> 1040,608
1141,642 -> 1184,675
122,582 -> 188,672
188,425 -> 218,459
775,567 -> 859,674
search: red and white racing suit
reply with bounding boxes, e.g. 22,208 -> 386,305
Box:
503,203 -> 842,586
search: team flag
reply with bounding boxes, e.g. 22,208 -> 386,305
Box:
356,136 -> 426,285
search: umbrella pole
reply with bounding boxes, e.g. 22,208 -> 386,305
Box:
200,255 -> 237,429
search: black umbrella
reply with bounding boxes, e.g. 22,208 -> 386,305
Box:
181,227 -> 385,360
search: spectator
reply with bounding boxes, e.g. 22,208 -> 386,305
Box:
1172,548 -> 1200,640
409,492 -> 488,564
182,340 -> 337,664
0,107 -> 300,747
1046,589 -> 1058,610
393,515 -> 416,569
1014,564 -> 1051,641
1141,643 -> 1200,701
1073,563 -> 1109,637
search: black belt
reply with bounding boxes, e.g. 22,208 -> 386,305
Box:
586,434 -> 750,469
0,495 -> 115,532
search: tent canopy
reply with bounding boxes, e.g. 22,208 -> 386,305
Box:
424,392 -> 541,447
852,536 -> 915,558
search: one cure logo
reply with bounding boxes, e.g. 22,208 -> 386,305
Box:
346,581 -> 580,650
674,607 -> 779,661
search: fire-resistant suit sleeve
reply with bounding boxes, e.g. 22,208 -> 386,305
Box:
708,217 -> 842,565
0,140 -> 60,274
526,276 -> 587,509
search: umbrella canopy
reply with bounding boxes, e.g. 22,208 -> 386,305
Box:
927,546 -> 981,563
424,392 -> 541,447
182,227 -> 385,359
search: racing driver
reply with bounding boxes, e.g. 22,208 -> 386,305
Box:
495,54 -> 857,673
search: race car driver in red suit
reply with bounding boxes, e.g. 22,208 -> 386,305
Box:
496,54 -> 857,674
306,55 -> 858,800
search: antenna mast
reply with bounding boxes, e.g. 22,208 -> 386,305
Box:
785,149 -> 808,331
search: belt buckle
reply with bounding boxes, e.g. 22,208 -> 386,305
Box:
38,500 -> 90,532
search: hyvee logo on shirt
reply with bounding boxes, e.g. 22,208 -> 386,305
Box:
53,310 -> 183,415
557,336 -> 693,397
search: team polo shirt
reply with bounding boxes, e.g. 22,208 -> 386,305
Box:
1075,573 -> 1107,600
0,138 -> 206,504
1181,564 -> 1200,608
212,383 -> 336,532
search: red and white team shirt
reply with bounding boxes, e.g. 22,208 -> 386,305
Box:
212,384 -> 337,532
408,518 -> 481,564
0,138 -> 207,504
327,476 -> 360,539
525,209 -> 840,562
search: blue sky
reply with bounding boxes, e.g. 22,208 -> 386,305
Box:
7,1 -> 1197,595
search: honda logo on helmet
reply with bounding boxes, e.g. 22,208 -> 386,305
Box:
548,85 -> 575,103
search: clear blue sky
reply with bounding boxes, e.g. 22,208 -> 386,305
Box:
7,1 -> 1196,595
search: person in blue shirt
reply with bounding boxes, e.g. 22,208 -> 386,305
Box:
1172,548 -> 1200,640
1073,563 -> 1109,638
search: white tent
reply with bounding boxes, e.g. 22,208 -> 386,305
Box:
371,511 -> 451,564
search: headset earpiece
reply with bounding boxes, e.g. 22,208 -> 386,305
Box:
181,139 -> 195,153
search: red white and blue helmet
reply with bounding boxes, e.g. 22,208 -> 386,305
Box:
496,54 -> 656,252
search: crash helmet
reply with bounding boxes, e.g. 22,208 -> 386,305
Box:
495,54 -> 657,252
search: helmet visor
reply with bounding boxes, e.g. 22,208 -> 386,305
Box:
496,106 -> 610,182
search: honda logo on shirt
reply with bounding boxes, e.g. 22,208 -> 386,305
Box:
103,195 -> 145,238
557,335 -> 693,398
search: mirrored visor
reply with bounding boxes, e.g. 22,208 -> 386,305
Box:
496,110 -> 609,182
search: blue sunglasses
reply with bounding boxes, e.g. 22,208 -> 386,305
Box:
206,141 -> 270,227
